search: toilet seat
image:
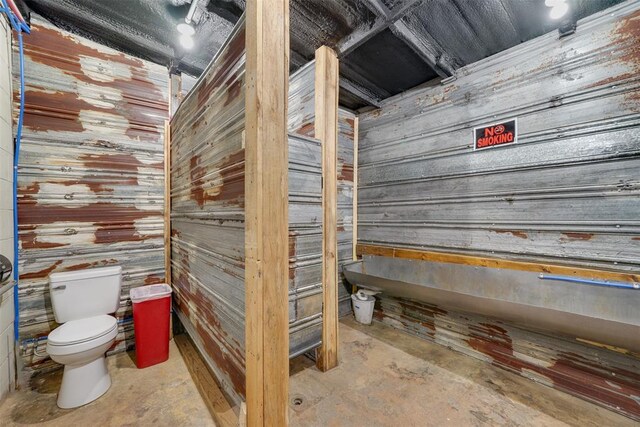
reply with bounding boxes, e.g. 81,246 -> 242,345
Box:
47,315 -> 118,356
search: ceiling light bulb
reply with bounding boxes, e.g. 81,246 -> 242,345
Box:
545,0 -> 565,7
180,34 -> 194,49
549,2 -> 569,19
177,22 -> 195,36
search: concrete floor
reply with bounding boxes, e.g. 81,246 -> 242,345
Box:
0,320 -> 634,426
289,318 -> 635,427
0,340 -> 216,426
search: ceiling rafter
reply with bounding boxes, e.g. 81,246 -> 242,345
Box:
335,0 -> 426,57
357,0 -> 455,78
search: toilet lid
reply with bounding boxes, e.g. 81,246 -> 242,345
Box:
48,315 -> 118,346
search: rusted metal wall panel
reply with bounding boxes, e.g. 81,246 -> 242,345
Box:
289,62 -> 358,317
288,61 -> 316,137
373,293 -> 640,421
288,134 -> 323,356
14,15 -> 169,377
171,17 -> 325,402
337,109 -> 356,316
170,18 -> 247,403
357,2 -> 640,272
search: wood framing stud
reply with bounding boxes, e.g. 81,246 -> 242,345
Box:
357,244 -> 640,283
244,0 -> 290,425
164,120 -> 171,284
315,45 -> 340,372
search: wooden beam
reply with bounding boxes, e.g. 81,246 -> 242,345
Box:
352,116 -> 359,261
244,0 -> 290,424
315,46 -> 340,372
164,120 -> 171,284
357,244 -> 640,283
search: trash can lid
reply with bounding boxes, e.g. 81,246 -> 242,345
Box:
130,284 -> 172,303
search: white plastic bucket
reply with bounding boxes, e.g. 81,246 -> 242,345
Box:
351,291 -> 375,325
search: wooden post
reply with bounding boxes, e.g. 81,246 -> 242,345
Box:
244,0 -> 290,425
164,120 -> 171,284
315,46 -> 339,372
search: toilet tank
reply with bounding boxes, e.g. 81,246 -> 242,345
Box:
49,266 -> 122,323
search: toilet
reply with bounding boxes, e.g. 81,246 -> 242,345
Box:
46,266 -> 122,409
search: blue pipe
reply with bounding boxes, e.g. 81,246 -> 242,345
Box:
538,273 -> 640,290
1,0 -> 29,341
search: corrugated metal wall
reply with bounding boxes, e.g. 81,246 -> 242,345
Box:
373,292 -> 640,421
357,2 -> 640,273
288,62 -> 358,316
170,19 -> 247,403
15,15 -> 169,377
170,17 -> 326,402
287,134 -> 323,357
337,110 -> 356,316
354,2 -> 640,421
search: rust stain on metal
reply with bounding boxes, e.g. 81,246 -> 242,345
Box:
374,294 -> 640,421
173,272 -> 246,395
188,150 -> 244,207
15,16 -> 168,383
93,224 -> 154,244
196,26 -> 246,110
587,9 -> 640,92
19,260 -> 63,280
297,122 -> 315,136
144,274 -> 164,285
494,230 -> 528,240
337,162 -> 354,182
80,153 -> 162,172
561,232 -> 594,241
22,89 -> 92,132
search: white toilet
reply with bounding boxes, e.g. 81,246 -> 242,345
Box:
46,266 -> 122,409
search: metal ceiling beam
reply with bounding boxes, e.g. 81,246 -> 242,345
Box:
357,0 -> 455,78
389,21 -> 456,77
339,77 -> 383,108
335,0 -> 426,57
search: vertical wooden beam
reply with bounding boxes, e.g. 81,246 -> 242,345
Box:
164,120 -> 171,284
244,0 -> 290,425
315,46 -> 339,372
352,116 -> 359,261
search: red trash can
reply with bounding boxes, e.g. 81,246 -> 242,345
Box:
130,284 -> 172,368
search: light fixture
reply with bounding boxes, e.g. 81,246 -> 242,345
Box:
180,34 -> 194,49
544,0 -> 564,7
549,2 -> 569,20
177,22 -> 195,36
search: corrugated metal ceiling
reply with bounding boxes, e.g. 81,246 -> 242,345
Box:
16,0 -> 627,110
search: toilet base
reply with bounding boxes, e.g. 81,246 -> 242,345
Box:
57,355 -> 111,409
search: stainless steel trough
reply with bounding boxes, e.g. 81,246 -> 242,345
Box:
343,255 -> 640,352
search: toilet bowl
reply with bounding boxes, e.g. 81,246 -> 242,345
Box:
47,266 -> 122,408
47,315 -> 119,408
